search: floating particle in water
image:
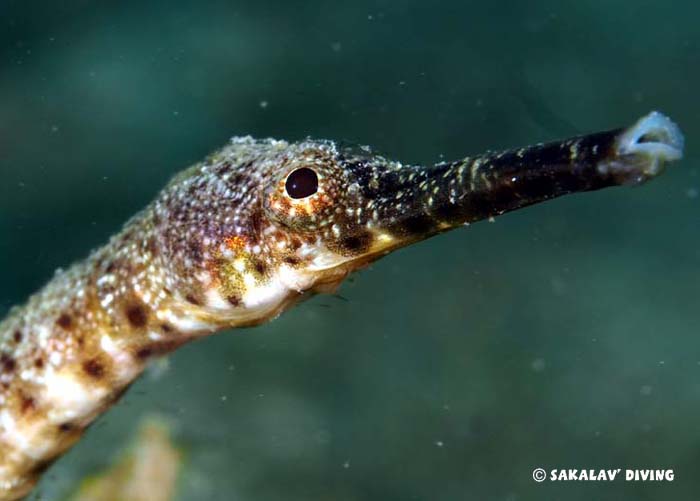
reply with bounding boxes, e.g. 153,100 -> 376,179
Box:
531,358 -> 546,372
640,385 -> 653,396
259,100 -> 269,109
550,275 -> 566,296
146,358 -> 170,381
314,429 -> 330,444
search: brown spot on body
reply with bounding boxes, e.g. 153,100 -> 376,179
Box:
13,330 -> 22,343
146,236 -> 159,257
34,358 -> 44,369
290,237 -> 303,250
253,261 -> 267,275
135,339 -> 184,360
83,358 -> 106,379
19,392 -> 36,414
249,209 -> 265,235
185,293 -> 202,306
58,422 -> 75,433
283,256 -> 301,266
125,302 -> 148,328
226,295 -> 241,306
135,347 -> 154,360
56,313 -> 73,330
335,231 -> 373,255
188,240 -> 203,262
1,353 -> 16,373
160,323 -> 174,333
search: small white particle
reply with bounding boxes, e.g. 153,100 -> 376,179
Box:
531,358 -> 545,372
49,352 -> 62,366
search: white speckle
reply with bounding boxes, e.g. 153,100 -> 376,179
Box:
48,352 -> 62,366
101,293 -> 114,308
531,358 -> 546,372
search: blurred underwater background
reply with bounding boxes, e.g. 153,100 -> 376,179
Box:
1,1 -> 699,499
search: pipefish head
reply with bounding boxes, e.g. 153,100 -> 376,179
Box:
160,137 -> 467,319
262,111 -> 685,287
159,112 -> 683,323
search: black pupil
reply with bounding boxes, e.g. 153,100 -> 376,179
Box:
285,168 -> 318,199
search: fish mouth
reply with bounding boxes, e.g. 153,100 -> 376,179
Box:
616,111 -> 684,161
611,111 -> 684,179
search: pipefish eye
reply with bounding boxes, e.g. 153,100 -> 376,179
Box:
285,167 -> 318,199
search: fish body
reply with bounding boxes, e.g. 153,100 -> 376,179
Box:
0,112 -> 684,499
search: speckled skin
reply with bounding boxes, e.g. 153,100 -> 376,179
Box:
0,112 -> 684,499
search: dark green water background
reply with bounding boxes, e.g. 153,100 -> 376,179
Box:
1,1 -> 699,500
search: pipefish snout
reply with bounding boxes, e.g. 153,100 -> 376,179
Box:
0,111 -> 684,499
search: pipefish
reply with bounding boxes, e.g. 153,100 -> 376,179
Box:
0,111 -> 684,499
